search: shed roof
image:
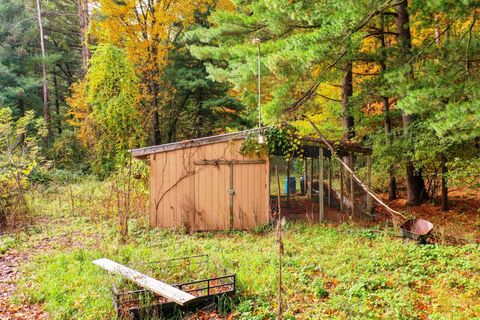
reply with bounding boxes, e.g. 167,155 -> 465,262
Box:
131,128 -> 264,159
131,127 -> 371,159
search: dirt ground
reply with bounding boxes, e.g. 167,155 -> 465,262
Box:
382,189 -> 480,244
279,189 -> 480,244
0,250 -> 48,320
271,186 -> 480,245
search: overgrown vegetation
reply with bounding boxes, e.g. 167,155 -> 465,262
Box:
240,125 -> 303,161
3,180 -> 478,319
0,108 -> 46,227
1,0 -> 480,318
1,0 -> 478,204
68,44 -> 145,176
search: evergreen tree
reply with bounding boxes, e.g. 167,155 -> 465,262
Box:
162,8 -> 247,142
0,0 -> 40,116
189,0 -> 480,208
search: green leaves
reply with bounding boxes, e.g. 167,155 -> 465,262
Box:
240,124 -> 303,161
188,0 -> 378,123
0,107 -> 45,224
84,44 -> 144,175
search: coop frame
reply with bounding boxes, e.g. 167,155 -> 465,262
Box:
269,138 -> 373,221
131,128 -> 373,230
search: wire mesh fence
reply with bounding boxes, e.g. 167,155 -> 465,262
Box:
269,152 -> 373,223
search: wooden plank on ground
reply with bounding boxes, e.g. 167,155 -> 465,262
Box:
92,258 -> 197,305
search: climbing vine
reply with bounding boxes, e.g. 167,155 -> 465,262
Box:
240,124 -> 303,161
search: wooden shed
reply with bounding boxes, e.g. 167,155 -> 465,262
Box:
132,128 -> 372,231
131,129 -> 270,231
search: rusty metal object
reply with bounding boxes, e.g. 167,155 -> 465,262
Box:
400,218 -> 434,244
112,255 -> 236,319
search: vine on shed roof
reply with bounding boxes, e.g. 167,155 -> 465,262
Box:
240,124 -> 304,161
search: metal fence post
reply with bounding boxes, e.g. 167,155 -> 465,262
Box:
319,148 -> 324,222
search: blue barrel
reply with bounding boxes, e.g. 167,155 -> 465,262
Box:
284,176 -> 297,195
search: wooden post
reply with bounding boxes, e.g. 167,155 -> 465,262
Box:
307,158 -> 313,198
319,148 -> 324,222
349,152 -> 354,216
286,160 -> 291,207
366,155 -> 372,214
303,159 -> 307,196
328,157 -> 332,207
228,162 -> 234,230
274,166 -> 283,320
340,165 -> 344,212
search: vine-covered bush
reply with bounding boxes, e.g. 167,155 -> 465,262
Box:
0,108 -> 46,227
240,124 -> 303,161
68,44 -> 145,177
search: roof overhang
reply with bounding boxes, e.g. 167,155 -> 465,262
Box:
130,128 -> 267,159
130,127 -> 371,160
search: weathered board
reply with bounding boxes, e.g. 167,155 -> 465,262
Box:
92,258 -> 197,306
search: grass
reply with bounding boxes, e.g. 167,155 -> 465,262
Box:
0,236 -> 16,256
2,179 -> 480,319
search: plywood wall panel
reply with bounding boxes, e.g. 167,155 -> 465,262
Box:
149,139 -> 269,231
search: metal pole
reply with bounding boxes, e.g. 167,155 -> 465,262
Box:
328,157 -> 332,207
308,158 -> 313,198
257,43 -> 261,129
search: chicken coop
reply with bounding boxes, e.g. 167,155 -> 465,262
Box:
131,128 -> 372,231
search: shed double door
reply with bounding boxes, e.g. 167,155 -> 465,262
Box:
194,160 -> 268,230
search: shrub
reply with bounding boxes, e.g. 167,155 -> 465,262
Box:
0,108 -> 46,228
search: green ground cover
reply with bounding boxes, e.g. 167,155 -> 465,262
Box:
3,180 -> 480,319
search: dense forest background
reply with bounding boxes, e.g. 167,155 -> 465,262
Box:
1,0 -> 479,222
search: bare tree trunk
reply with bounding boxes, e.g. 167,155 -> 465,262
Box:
394,0 -> 427,206
167,93 -> 190,142
440,153 -> 448,211
341,62 -> 354,140
383,97 -> 397,200
380,16 -> 397,200
341,62 -> 354,182
19,98 -> 25,116
53,69 -> 62,134
78,0 -> 90,76
167,116 -> 177,143
433,17 -> 449,211
153,109 -> 161,145
151,58 -> 161,145
35,0 -> 50,138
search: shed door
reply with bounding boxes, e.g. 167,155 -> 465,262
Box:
232,162 -> 269,229
194,164 -> 230,230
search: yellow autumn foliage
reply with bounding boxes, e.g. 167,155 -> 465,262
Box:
91,0 -> 214,94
